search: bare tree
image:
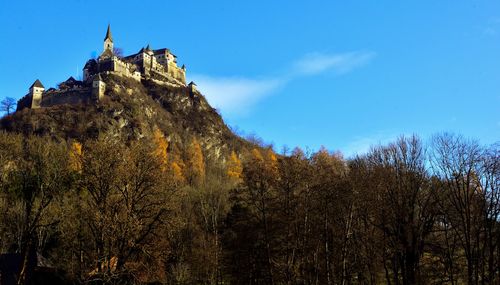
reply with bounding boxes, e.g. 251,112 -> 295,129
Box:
357,136 -> 435,285
1,97 -> 16,115
430,133 -> 490,284
113,47 -> 124,58
480,143 -> 500,283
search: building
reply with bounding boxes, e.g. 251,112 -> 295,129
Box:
17,25 -> 188,111
83,25 -> 186,84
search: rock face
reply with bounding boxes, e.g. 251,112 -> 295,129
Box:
1,74 -> 249,159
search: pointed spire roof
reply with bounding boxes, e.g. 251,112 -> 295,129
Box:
144,44 -> 154,55
104,24 -> 113,41
30,79 -> 44,89
188,81 -> 197,86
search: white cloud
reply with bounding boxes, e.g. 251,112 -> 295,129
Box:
190,51 -> 376,115
191,75 -> 284,114
292,51 -> 376,76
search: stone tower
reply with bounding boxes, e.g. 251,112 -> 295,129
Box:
103,24 -> 113,53
92,73 -> 106,101
29,79 -> 44,108
188,81 -> 197,93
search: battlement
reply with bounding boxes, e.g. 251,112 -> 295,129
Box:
18,25 -> 188,111
84,25 -> 187,85
16,76 -> 99,111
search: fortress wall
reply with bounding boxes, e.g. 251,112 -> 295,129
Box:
17,95 -> 33,111
112,58 -> 129,74
151,61 -> 166,74
167,66 -> 186,83
41,89 -> 92,107
150,69 -> 169,81
97,58 -> 141,82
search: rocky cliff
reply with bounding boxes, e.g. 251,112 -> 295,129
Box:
1,74 -> 250,159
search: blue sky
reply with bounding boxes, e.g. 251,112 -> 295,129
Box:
0,1 -> 499,156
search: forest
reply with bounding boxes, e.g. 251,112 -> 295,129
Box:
0,131 -> 498,285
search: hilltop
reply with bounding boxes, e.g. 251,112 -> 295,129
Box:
1,25 -> 251,159
1,73 -> 249,159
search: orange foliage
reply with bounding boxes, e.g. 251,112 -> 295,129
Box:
227,151 -> 243,180
69,141 -> 83,172
251,148 -> 264,163
153,129 -> 169,171
186,138 -> 205,185
265,149 -> 279,177
171,161 -> 185,184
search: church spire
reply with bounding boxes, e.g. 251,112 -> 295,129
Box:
103,24 -> 114,55
104,24 -> 113,42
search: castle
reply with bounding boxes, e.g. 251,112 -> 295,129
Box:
17,25 -> 192,111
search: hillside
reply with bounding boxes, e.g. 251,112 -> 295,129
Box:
1,73 -> 249,159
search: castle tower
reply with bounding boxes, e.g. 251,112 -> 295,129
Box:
180,65 -> 186,84
92,73 -> 106,101
188,81 -> 197,93
103,24 -> 113,53
29,79 -> 44,108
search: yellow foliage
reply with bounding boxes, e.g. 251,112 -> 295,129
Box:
227,151 -> 243,180
153,129 -> 169,171
266,149 -> 277,164
265,149 -> 279,176
171,161 -> 185,184
251,148 -> 264,163
186,138 -> 205,184
69,141 -> 83,172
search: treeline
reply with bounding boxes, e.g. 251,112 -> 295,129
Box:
0,132 -> 498,285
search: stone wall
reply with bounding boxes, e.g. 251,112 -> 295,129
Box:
99,57 -> 141,82
17,88 -> 93,111
40,89 -> 92,107
16,94 -> 33,111
167,64 -> 186,83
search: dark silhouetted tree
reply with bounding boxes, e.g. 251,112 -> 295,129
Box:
1,97 -> 16,115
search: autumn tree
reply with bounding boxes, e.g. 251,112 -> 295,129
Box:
275,147 -> 314,284
153,129 -> 169,171
79,138 -> 123,280
113,140 -> 171,271
225,148 -> 280,285
169,144 -> 186,186
227,151 -> 243,181
0,132 -> 23,252
78,138 -> 174,282
68,141 -> 83,172
185,138 -> 205,186
309,147 -> 349,285
0,128 -> 498,285
0,135 -> 70,285
349,156 -> 385,284
187,159 -> 232,284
